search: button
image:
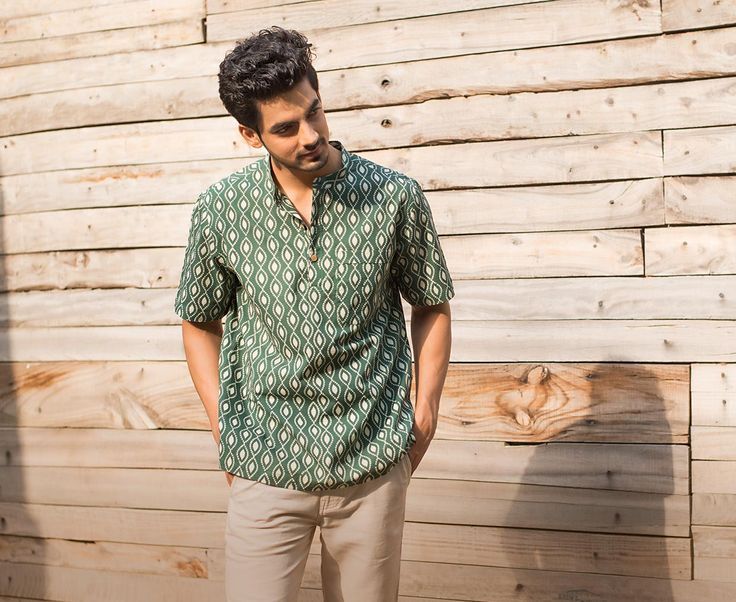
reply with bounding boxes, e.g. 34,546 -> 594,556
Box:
310,253 -> 318,262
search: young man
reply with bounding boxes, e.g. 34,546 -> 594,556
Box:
174,26 -> 454,602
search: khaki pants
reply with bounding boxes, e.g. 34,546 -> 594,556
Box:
225,453 -> 412,602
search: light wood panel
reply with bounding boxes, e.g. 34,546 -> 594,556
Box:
0,0 -> 204,43
693,526 -> 736,582
4,321 -> 736,362
646,224 -> 736,276
665,176 -> 736,224
0,19 -> 203,68
208,0 -> 660,71
663,0 -> 736,32
692,364 -> 736,427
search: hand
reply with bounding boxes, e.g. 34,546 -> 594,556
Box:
225,471 -> 235,487
408,408 -> 437,475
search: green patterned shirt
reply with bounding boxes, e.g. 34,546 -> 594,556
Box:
174,139 -> 455,491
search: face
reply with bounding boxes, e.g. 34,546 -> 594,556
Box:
238,74 -> 331,175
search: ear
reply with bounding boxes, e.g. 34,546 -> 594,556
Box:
238,124 -> 262,148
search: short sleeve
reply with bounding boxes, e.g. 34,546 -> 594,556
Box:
174,194 -> 238,322
390,178 -> 455,307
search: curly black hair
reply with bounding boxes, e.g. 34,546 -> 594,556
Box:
218,26 -> 319,135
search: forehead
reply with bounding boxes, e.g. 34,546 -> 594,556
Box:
257,76 -> 319,126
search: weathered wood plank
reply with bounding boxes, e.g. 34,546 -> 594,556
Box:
0,441 -> 688,499
646,224 -> 736,276
4,320 -> 736,362
693,526 -> 736,583
0,0 -> 204,43
664,124 -> 736,176
0,19 -> 203,68
208,0 -> 660,71
0,561 -> 223,600
663,0 -> 736,32
0,125 -> 661,183
0,157 -> 249,216
693,493 -> 736,527
692,364 -> 736,427
665,175 -> 736,224
0,534 -> 209,578
10,70 -> 736,145
0,502 -> 225,547
692,427 -> 736,460
3,26 -> 735,108
442,228 -> 642,279
7,274 -> 736,328
0,248 -> 185,293
693,460 -> 736,494
206,0 -> 541,24
0,362 -> 688,445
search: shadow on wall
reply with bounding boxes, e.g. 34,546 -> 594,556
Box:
0,168 -> 48,596
501,360 -> 678,601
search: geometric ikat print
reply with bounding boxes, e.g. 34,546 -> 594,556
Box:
175,140 -> 455,491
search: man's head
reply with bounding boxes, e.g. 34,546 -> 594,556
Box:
218,26 -> 331,174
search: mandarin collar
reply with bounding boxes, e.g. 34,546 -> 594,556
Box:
261,140 -> 351,207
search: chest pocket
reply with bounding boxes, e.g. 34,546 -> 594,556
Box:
332,259 -> 387,328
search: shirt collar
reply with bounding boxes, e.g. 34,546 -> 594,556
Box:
260,140 -> 351,208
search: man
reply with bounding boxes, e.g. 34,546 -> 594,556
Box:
174,26 -> 454,602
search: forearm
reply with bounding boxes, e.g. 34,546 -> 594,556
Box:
409,301 -> 452,430
181,319 -> 224,444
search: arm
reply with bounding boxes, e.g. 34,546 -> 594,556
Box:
181,318 -> 224,446
408,300 -> 452,474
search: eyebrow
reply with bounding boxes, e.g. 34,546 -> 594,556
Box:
268,98 -> 321,133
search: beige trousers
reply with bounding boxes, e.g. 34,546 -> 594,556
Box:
225,453 -> 412,602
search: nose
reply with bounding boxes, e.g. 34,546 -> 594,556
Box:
300,122 -> 320,149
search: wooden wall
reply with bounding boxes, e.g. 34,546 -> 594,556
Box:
1,0 -> 736,600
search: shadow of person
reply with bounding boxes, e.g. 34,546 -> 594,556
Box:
499,359 -> 683,601
0,173 -> 48,597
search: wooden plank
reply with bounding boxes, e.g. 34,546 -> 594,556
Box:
206,0 -> 539,21
436,363 -> 688,444
693,461 -> 736,494
692,363 -> 736,427
4,320 -> 736,362
0,1 -> 141,20
0,439 -> 688,496
664,124 -> 736,176
646,224 -> 736,276
693,493 -> 736,527
6,68 -> 736,147
0,123 -> 661,182
5,273 -> 736,329
0,248 -> 184,293
692,427 -> 736,460
0,214 -> 642,280
442,228 -> 642,279
0,157 -> 249,216
0,534 -> 209,578
0,361 -> 688,447
665,175 -> 736,224
0,0 -> 204,43
0,561 -> 223,601
0,462 -> 690,537
0,19 -> 203,68
693,526 -> 736,583
663,0 -> 736,32
301,555 -> 736,602
352,522 -> 691,579
3,25 -> 735,109
0,502 -> 225,547
208,0 -> 660,71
